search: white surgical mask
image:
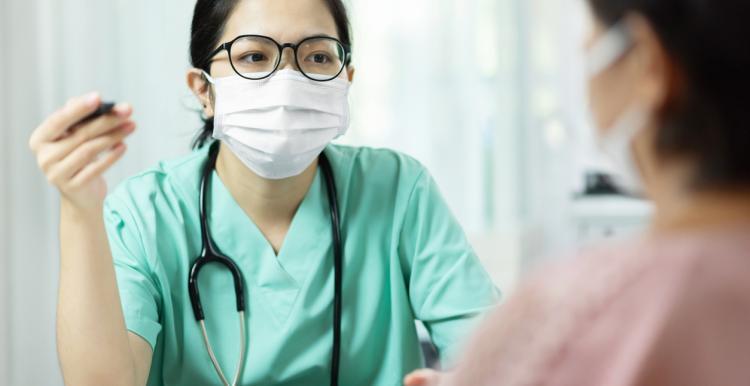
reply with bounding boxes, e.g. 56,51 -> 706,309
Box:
205,69 -> 350,180
586,23 -> 648,195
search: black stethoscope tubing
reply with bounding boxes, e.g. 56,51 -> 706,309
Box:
188,141 -> 343,386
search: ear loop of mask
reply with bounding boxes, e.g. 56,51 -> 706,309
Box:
202,71 -> 216,85
586,21 -> 649,195
586,21 -> 632,77
201,71 -> 216,121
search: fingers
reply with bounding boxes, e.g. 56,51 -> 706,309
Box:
39,104 -> 133,168
69,103 -> 132,143
404,369 -> 442,386
45,122 -> 135,187
29,92 -> 101,150
68,143 -> 127,189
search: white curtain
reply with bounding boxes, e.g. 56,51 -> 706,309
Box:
515,0 -> 595,265
347,0 -> 524,233
0,0 -> 592,384
0,0 -> 10,380
2,1 -> 63,384
344,0 -> 596,277
1,1 -> 197,384
344,0 -> 532,289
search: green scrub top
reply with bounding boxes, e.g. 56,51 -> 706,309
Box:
104,143 -> 500,386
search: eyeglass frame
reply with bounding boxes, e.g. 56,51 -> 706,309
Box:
206,34 -> 352,82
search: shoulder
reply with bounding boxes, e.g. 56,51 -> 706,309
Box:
104,146 -> 210,220
446,240 -> 665,384
326,143 -> 427,177
561,233 -> 750,383
326,144 -> 429,192
452,233 -> 750,385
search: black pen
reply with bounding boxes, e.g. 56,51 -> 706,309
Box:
81,101 -> 116,124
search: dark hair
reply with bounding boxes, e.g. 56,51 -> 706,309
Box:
189,0 -> 352,149
588,1 -> 750,189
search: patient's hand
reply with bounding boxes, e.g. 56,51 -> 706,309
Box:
404,369 -> 447,386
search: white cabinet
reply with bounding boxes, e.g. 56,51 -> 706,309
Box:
571,196 -> 653,248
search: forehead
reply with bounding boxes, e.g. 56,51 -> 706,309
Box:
222,0 -> 340,44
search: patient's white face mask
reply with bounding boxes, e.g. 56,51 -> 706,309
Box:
586,23 -> 649,195
205,69 -> 350,180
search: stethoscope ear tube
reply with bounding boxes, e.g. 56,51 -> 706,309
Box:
199,311 -> 247,386
188,261 -> 206,321
319,152 -> 343,386
189,142 -> 247,321
189,255 -> 247,321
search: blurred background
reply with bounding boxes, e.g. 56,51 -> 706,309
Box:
0,0 -> 653,384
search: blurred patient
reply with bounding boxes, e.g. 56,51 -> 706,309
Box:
407,1 -> 750,385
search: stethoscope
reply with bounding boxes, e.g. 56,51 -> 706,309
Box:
188,141 -> 344,386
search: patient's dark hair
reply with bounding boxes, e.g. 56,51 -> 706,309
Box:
189,0 -> 352,149
588,0 -> 750,189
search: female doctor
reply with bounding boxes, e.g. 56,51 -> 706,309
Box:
27,0 -> 500,385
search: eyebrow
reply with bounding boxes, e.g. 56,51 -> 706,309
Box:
209,32 -> 345,59
302,33 -> 338,41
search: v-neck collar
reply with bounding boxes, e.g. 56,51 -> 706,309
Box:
206,163 -> 331,325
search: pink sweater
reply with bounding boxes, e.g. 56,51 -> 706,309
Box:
447,225 -> 750,386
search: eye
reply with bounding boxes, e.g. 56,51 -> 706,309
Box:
306,52 -> 332,65
239,52 -> 268,64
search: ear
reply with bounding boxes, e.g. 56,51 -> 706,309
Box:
186,68 -> 214,118
626,15 -> 671,114
346,65 -> 356,83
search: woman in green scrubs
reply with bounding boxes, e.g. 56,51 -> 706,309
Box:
28,0 -> 500,385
